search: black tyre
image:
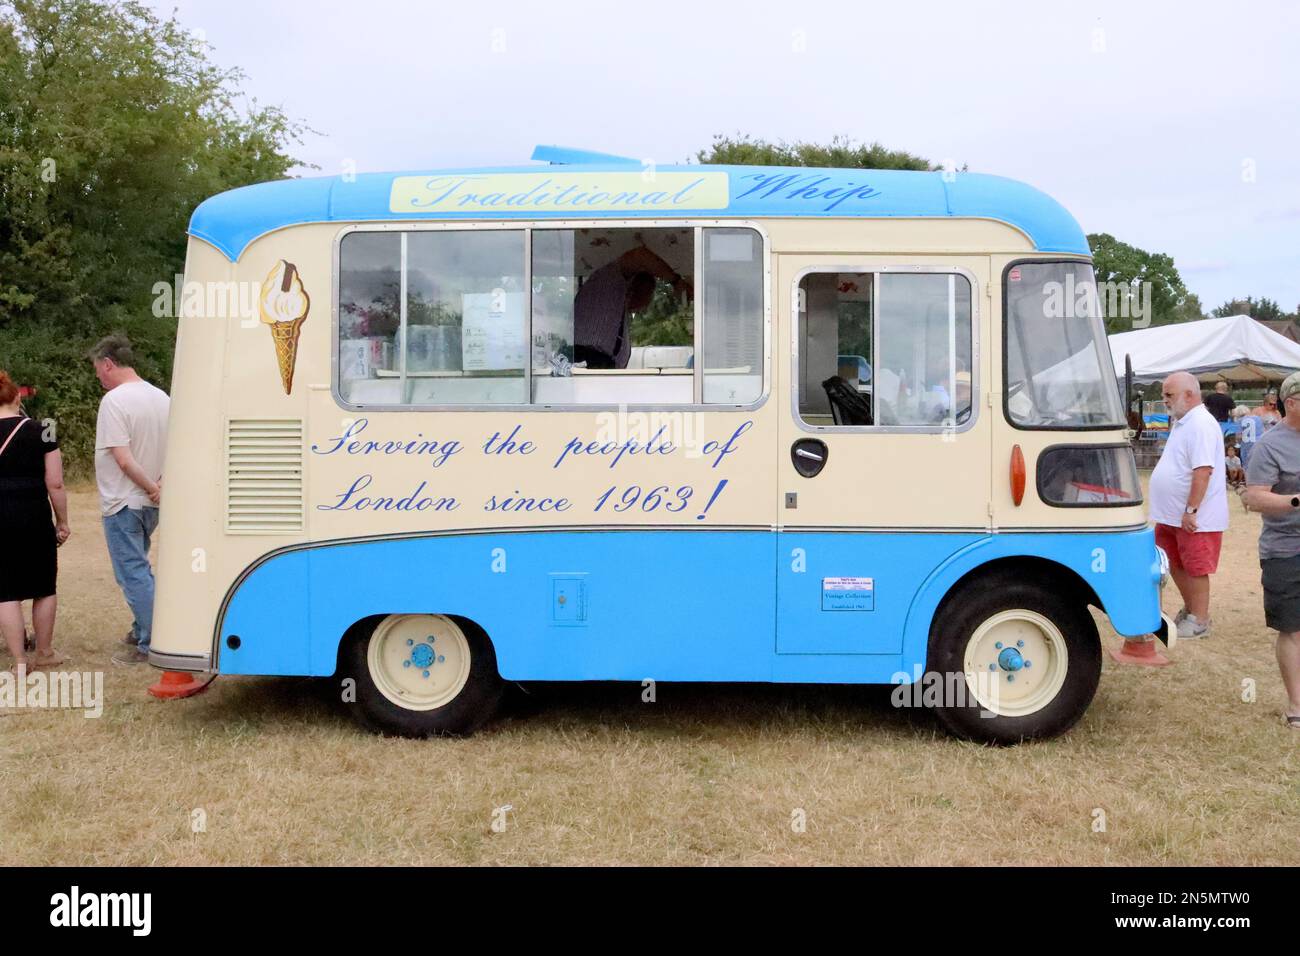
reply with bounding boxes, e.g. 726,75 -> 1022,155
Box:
340,613 -> 503,738
927,576 -> 1101,744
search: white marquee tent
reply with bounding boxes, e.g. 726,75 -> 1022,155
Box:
1108,314 -> 1300,386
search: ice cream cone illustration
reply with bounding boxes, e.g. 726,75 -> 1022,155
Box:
259,260 -> 310,394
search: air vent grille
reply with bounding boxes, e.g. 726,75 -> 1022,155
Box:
226,419 -> 304,533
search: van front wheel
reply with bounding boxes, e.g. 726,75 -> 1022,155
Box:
342,614 -> 503,737
928,579 -> 1101,744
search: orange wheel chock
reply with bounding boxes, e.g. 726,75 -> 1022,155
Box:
148,671 -> 215,700
1110,636 -> 1172,667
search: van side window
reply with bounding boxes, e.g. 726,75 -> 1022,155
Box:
339,230 -> 527,405
337,225 -> 765,409
796,271 -> 973,429
338,231 -> 401,404
700,228 -> 764,405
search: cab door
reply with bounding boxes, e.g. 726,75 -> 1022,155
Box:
775,256 -> 992,655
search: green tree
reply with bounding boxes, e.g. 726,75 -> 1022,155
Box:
1212,296 -> 1290,322
1170,291 -> 1208,324
0,0 -> 307,472
630,282 -> 692,347
697,133 -> 934,170
1086,233 -> 1190,334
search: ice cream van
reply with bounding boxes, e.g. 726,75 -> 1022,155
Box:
149,145 -> 1168,744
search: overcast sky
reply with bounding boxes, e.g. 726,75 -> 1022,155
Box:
147,0 -> 1300,312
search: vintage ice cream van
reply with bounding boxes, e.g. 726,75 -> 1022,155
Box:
150,145 -> 1166,743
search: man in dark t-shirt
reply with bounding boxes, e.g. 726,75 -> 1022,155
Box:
1204,381 -> 1236,422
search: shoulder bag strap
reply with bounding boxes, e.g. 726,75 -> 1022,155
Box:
0,417 -> 29,460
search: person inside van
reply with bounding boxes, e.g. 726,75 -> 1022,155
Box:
924,366 -> 972,425
573,246 -> 690,370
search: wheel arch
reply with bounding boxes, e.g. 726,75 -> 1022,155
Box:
902,541 -> 1113,671
935,556 -> 1102,622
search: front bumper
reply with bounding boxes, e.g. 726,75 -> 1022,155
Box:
1154,611 -> 1178,648
1153,544 -> 1174,646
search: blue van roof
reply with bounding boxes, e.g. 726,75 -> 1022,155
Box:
188,148 -> 1090,262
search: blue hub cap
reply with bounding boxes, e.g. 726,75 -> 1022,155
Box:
997,647 -> 1025,672
410,643 -> 436,669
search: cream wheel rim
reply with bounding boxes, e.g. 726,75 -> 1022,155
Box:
367,614 -> 471,711
962,609 -> 1068,717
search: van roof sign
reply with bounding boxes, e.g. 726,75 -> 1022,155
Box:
188,151 -> 1089,262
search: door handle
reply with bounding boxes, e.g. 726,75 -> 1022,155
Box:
790,439 -> 829,477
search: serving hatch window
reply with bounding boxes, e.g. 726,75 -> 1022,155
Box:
337,225 -> 764,408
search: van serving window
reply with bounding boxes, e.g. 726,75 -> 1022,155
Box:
337,225 -> 765,408
796,271 -> 974,429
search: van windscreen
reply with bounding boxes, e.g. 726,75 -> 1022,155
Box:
1004,261 -> 1124,429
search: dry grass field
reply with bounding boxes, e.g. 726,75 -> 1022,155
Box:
1,481 -> 1297,866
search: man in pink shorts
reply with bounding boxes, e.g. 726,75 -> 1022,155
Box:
1149,372 -> 1228,639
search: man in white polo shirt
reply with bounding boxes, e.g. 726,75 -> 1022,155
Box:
1149,371 -> 1229,639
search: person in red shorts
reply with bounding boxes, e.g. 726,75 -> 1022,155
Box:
1150,372 -> 1229,639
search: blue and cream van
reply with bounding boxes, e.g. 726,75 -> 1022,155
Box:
149,145 -> 1166,743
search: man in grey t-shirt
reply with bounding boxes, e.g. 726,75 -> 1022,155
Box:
1244,371 -> 1300,730
90,335 -> 170,666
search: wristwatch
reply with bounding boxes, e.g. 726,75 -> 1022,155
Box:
1291,496 -> 1299,508
1184,505 -> 1198,515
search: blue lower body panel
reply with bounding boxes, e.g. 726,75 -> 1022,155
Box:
776,532 -> 983,654
216,527 -> 1163,683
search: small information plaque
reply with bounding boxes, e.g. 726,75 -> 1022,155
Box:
821,577 -> 875,611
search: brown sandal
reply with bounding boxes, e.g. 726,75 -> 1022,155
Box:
32,652 -> 65,669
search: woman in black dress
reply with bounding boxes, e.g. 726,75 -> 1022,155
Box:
0,370 -> 70,673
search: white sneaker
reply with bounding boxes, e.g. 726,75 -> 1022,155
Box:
1174,607 -> 1188,624
1176,613 -> 1211,640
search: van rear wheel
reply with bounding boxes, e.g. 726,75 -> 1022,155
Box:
342,614 -> 503,737
928,578 -> 1100,744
